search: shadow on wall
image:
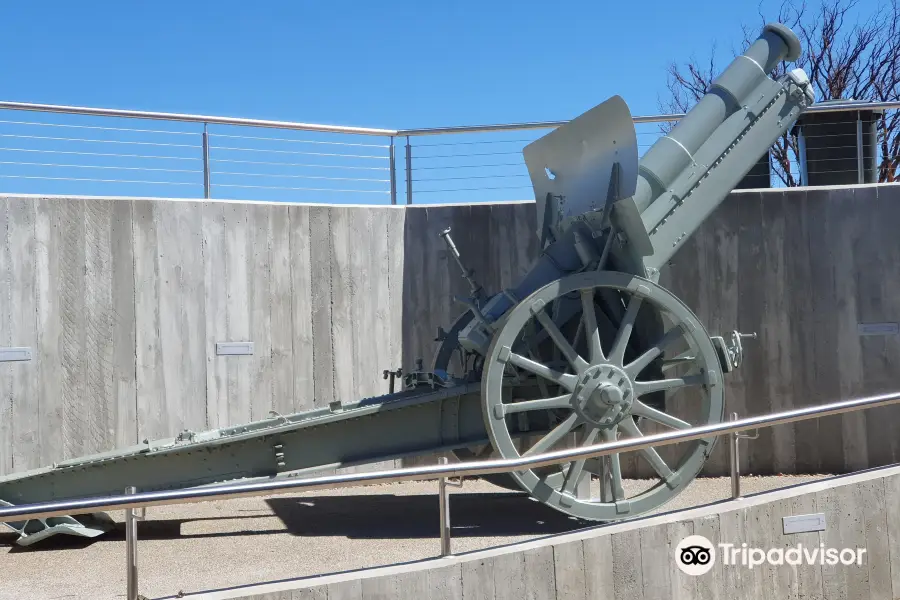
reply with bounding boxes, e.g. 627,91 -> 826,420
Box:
399,202 -> 539,470
1,185 -> 899,482
398,185 -> 900,478
399,202 -> 540,376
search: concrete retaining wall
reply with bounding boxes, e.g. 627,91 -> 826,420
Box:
166,463 -> 900,600
1,183 -> 899,477
399,183 -> 900,477
0,197 -> 406,475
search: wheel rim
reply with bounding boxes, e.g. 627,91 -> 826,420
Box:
481,271 -> 724,520
432,310 -> 525,491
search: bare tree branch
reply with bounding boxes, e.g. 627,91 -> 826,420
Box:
659,0 -> 900,185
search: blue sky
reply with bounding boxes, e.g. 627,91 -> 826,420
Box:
0,0 -> 885,203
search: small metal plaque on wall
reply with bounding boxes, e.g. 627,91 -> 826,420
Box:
783,513 -> 826,534
0,347 -> 31,362
857,322 -> 899,336
216,342 -> 254,356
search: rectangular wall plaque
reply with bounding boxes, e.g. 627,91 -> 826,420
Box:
216,342 -> 254,356
783,513 -> 826,534
858,322 -> 899,336
0,347 -> 31,362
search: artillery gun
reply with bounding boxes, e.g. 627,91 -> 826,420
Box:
0,23 -> 814,545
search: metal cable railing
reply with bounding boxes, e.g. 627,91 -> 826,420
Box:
0,116 -> 205,196
0,99 -> 895,204
206,129 -> 393,199
1,389 -> 899,600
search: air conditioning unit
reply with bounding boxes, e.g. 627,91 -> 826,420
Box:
792,100 -> 883,186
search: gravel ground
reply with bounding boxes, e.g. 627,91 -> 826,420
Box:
0,474 -> 826,600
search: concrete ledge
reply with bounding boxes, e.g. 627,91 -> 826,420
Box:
164,462 -> 900,599
0,192 -> 536,209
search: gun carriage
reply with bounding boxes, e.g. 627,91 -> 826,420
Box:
0,23 -> 814,545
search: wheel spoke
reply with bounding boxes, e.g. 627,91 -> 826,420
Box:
523,323 -> 552,398
624,326 -> 685,378
561,427 -> 599,496
608,295 -> 643,366
580,289 -> 605,364
572,318 -> 584,353
630,400 -> 691,430
661,350 -> 696,373
601,427 -> 625,501
633,374 -> 705,397
619,418 -> 674,481
507,352 -> 578,391
501,395 -> 572,416
533,308 -> 589,373
523,412 -> 581,456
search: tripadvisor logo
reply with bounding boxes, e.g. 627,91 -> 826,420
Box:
675,535 -> 716,576
674,535 -> 867,576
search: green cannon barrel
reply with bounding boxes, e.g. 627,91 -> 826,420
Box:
633,23 -> 802,213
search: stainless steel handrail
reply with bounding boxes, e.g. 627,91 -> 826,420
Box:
1,99 -> 897,138
2,389 -> 899,523
397,100 -> 900,136
0,101 -> 399,136
2,98 -> 895,204
397,113 -> 685,136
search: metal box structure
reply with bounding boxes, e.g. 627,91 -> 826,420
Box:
794,102 -> 882,185
0,23 -> 815,546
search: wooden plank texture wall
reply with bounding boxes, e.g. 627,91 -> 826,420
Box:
400,185 -> 900,477
662,184 -> 900,476
0,198 -> 405,476
0,184 -> 898,478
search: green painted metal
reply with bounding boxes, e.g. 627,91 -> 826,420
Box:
436,22 -> 813,519
0,384 -> 506,545
1,22 -> 815,546
480,271 -> 725,519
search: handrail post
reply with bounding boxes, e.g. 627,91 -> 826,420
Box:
125,486 -> 140,600
730,412 -> 760,499
856,112 -> 864,184
439,456 -> 452,556
797,126 -> 808,186
202,123 -> 211,199
389,136 -> 397,205
729,413 -> 741,499
405,135 -> 413,205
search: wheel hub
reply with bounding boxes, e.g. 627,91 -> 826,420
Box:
572,364 -> 634,427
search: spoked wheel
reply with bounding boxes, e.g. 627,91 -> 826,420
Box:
481,271 -> 725,520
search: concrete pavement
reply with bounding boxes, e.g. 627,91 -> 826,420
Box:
0,474 -> 825,600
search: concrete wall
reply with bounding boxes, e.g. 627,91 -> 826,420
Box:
0,197 -> 405,476
398,184 -> 900,477
1,183 -> 900,477
167,463 -> 900,600
662,184 -> 900,476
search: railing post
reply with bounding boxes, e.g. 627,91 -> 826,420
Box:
729,413 -> 741,499
405,135 -> 413,205
856,112 -> 864,185
389,136 -> 397,205
125,486 -> 140,600
202,123 -> 211,199
797,126 -> 808,186
439,456 -> 452,556
730,412 -> 759,499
